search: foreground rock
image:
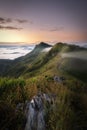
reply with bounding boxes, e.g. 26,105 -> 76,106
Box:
24,93 -> 56,130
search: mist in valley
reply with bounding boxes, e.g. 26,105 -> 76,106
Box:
61,51 -> 87,60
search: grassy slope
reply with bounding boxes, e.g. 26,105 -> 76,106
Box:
24,43 -> 87,130
0,59 -> 13,76
0,42 -> 86,81
0,42 -> 87,130
0,42 -> 52,77
22,43 -> 87,82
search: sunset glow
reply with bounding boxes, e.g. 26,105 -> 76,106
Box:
0,0 -> 87,44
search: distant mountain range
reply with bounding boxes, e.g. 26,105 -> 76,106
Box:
0,42 -> 87,82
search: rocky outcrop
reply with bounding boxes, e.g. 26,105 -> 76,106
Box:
24,93 -> 56,130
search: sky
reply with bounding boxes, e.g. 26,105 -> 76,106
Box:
0,0 -> 87,44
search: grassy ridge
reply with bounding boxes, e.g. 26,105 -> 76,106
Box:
0,76 -> 87,130
0,42 -> 87,130
0,42 -> 87,81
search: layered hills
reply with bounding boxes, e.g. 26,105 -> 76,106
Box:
0,42 -> 87,130
0,42 -> 87,82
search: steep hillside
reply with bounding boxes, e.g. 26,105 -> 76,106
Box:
0,42 -> 87,82
20,42 -> 87,82
59,57 -> 87,82
0,42 -> 87,130
0,42 -> 52,77
0,59 -> 12,76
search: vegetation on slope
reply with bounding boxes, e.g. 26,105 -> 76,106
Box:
0,42 -> 87,130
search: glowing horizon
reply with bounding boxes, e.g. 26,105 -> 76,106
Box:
0,0 -> 87,44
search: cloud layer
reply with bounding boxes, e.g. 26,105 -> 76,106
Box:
0,45 -> 34,59
41,26 -> 64,32
0,25 -> 22,30
0,17 -> 32,30
0,17 -> 12,24
15,19 -> 33,24
49,27 -> 64,32
0,17 -> 29,24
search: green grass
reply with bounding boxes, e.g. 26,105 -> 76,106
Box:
0,42 -> 87,130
